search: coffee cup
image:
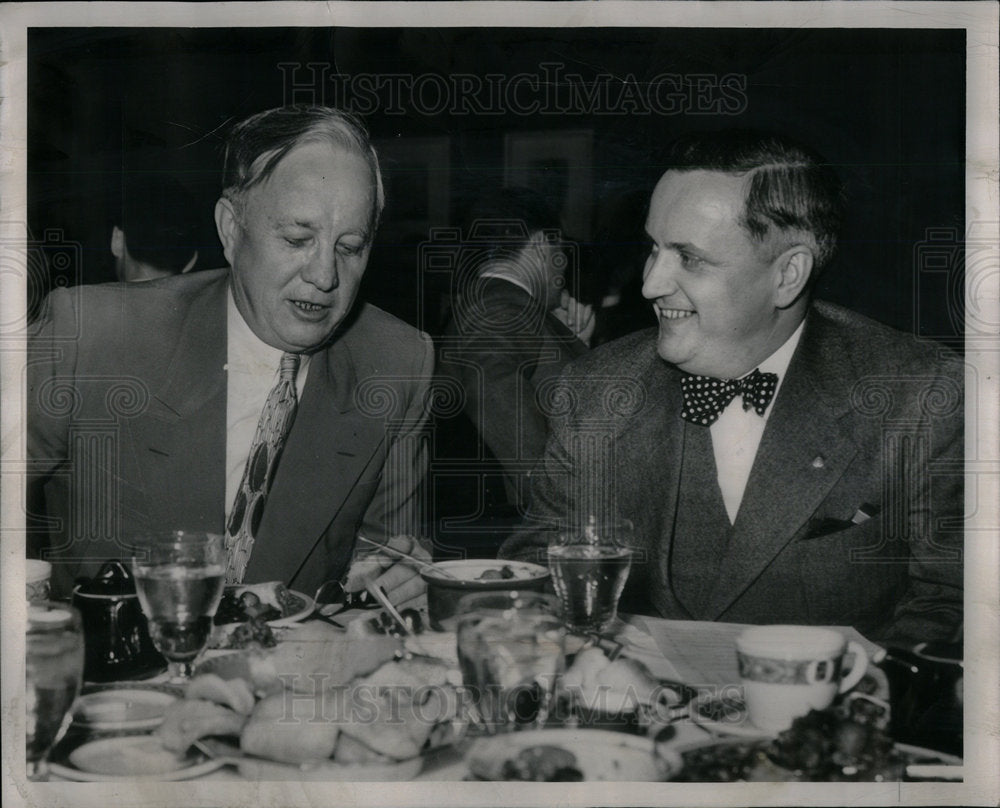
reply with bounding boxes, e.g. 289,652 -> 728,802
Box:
735,625 -> 869,733
26,560 -> 52,602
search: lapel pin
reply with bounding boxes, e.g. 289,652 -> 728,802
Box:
811,455 -> 825,469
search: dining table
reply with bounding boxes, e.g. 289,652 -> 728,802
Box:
44,600 -> 926,786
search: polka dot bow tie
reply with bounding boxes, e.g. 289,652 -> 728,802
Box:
680,368 -> 779,426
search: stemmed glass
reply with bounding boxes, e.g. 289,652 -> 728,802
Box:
131,531 -> 225,681
548,516 -> 634,635
26,602 -> 84,780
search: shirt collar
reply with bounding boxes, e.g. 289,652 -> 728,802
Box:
478,270 -> 535,298
755,318 -> 806,382
227,287 -> 310,388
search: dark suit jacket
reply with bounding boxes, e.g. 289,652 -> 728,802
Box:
28,269 -> 434,597
437,277 -> 588,509
500,301 -> 964,645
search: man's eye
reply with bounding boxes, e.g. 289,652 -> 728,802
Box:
337,242 -> 365,257
679,251 -> 703,269
284,236 -> 310,248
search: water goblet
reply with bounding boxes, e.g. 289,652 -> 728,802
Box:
131,531 -> 225,681
548,516 -> 634,634
26,602 -> 84,781
456,591 -> 566,732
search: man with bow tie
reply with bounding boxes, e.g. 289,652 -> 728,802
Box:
28,105 -> 433,604
500,130 -> 964,645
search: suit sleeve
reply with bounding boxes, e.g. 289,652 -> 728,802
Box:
882,358 -> 965,644
356,332 -> 435,548
448,296 -> 553,502
25,288 -> 81,558
497,370 -> 578,564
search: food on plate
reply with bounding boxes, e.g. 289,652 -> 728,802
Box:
208,616 -> 278,650
167,628 -> 463,770
501,745 -> 583,781
680,702 -> 914,782
156,698 -> 249,753
269,622 -> 402,693
347,609 -> 425,637
185,673 -> 256,715
214,582 -> 305,625
340,656 -> 455,759
562,647 -> 679,712
476,565 -> 517,581
241,692 -> 341,764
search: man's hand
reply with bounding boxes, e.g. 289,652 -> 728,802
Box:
342,534 -> 429,610
552,290 -> 596,346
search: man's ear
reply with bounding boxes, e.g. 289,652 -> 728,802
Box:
110,226 -> 125,259
214,198 -> 239,266
773,245 -> 814,308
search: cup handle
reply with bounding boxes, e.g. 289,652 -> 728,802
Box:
838,641 -> 869,694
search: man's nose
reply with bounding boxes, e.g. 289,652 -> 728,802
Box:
641,251 -> 679,299
301,243 -> 340,292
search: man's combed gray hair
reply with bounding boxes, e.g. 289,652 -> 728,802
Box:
665,130 -> 846,274
221,105 -> 385,229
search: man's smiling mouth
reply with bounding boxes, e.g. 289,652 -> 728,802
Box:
291,300 -> 327,312
655,304 -> 695,320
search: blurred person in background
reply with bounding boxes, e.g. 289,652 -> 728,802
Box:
111,174 -> 201,282
437,187 -> 593,514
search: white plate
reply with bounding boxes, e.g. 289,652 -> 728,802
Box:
688,695 -> 774,739
50,735 -> 224,781
465,728 -> 682,781
75,684 -> 184,731
235,755 -> 424,782
421,559 -> 550,584
267,590 -> 314,626
218,588 -> 315,627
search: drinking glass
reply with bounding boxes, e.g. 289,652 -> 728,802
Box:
456,591 -> 566,732
132,531 -> 225,681
26,602 -> 84,780
548,517 -> 634,634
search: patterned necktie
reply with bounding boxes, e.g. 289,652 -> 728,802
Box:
225,352 -> 300,583
680,368 -> 779,426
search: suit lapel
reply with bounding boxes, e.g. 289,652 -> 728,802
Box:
245,334 -> 385,586
702,310 -> 859,619
126,276 -> 228,530
625,358 -> 688,617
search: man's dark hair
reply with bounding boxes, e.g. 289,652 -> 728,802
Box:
665,130 -> 846,273
117,175 -> 200,273
221,105 -> 384,230
463,186 -> 562,264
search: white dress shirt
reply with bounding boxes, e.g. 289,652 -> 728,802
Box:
224,290 -> 309,521
710,320 -> 805,523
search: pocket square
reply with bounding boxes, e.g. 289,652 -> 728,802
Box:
803,504 -> 881,541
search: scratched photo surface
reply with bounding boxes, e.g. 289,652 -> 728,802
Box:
2,5 -> 997,808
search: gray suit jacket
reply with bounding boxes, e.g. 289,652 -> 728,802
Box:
437,277 -> 588,508
28,269 -> 434,597
500,301 -> 964,645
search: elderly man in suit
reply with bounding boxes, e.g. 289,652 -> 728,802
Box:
437,188 -> 593,514
28,105 -> 433,604
500,130 -> 963,645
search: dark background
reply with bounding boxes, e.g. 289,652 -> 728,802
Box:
28,27 -> 965,344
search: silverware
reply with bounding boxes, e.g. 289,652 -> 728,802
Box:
366,582 -> 412,636
356,535 -> 457,579
193,738 -> 322,771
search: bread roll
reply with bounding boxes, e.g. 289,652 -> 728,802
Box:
156,699 -> 248,753
241,692 -> 340,764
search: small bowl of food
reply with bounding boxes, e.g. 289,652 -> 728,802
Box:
420,560 -> 551,630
